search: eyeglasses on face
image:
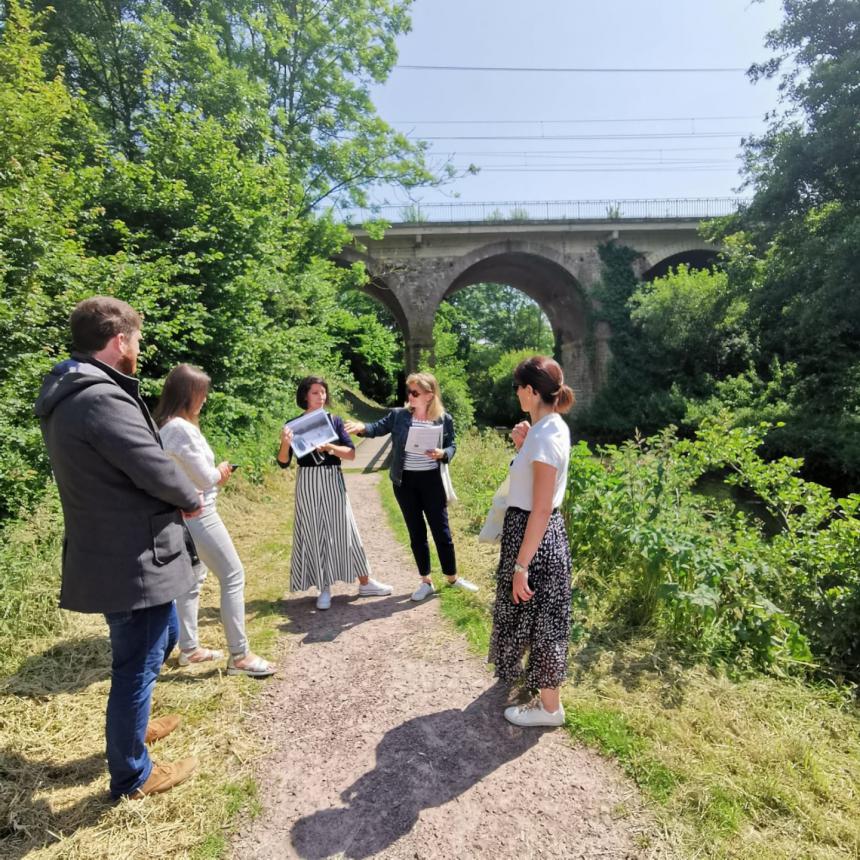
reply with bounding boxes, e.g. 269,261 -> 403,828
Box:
511,382 -> 522,392
407,389 -> 424,398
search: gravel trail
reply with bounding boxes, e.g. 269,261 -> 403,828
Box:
232,472 -> 659,860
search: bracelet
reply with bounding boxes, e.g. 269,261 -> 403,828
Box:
513,561 -> 528,576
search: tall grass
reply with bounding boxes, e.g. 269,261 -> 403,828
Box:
0,489 -> 69,677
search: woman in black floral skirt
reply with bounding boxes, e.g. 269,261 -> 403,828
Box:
488,355 -> 574,727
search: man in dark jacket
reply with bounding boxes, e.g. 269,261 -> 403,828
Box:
35,296 -> 202,800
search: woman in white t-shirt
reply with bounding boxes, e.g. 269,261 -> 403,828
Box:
488,355 -> 574,727
155,364 -> 275,678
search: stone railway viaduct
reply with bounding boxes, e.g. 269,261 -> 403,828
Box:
339,199 -> 740,412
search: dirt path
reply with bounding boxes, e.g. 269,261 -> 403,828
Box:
232,472 -> 658,860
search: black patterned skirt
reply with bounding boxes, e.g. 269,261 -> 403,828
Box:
488,506 -> 573,690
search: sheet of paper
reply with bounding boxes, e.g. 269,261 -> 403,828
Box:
405,423 -> 442,456
285,408 -> 339,459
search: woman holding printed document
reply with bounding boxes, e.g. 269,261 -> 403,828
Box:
345,372 -> 478,601
278,376 -> 391,610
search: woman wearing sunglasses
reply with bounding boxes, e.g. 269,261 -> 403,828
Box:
278,376 -> 392,610
488,355 -> 574,727
345,372 -> 478,601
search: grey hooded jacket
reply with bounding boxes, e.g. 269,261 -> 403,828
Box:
34,354 -> 200,614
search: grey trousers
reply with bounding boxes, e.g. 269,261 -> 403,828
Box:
176,504 -> 249,657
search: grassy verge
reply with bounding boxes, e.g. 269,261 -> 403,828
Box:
0,468 -> 295,859
380,429 -> 860,860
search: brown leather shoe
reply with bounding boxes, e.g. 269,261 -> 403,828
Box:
131,756 -> 198,799
144,714 -> 181,744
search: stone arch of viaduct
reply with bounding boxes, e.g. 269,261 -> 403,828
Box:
338,220 -> 717,414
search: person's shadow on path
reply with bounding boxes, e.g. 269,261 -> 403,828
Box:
290,684 -> 546,859
279,591 -> 428,646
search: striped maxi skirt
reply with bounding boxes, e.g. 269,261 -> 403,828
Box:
290,465 -> 371,592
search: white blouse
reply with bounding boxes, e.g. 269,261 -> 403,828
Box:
506,413 -> 571,511
159,417 -> 221,507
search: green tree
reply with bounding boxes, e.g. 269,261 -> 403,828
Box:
32,0 -> 444,210
0,1 -> 99,518
629,264 -> 753,384
711,0 -> 860,487
427,303 -> 474,429
328,291 -> 402,404
441,283 -> 554,423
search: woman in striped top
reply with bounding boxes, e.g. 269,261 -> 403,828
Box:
278,376 -> 392,610
345,372 -> 478,602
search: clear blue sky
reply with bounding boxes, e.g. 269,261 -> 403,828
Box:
369,0 -> 785,206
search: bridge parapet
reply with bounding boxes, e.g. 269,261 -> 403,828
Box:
339,196 -> 748,227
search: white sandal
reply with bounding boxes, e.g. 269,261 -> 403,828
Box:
178,647 -> 224,666
227,654 -> 276,677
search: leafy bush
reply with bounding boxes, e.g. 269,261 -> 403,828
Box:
563,415 -> 860,676
427,305 -> 475,429
484,348 -> 536,426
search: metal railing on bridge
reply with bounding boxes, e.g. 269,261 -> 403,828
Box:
340,197 -> 748,226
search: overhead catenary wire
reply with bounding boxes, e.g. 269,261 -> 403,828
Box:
464,167 -> 736,172
443,146 -> 741,155
411,132 -> 748,141
395,64 -> 747,73
391,114 -> 761,125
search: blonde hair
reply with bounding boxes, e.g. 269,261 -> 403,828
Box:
405,372 -> 445,421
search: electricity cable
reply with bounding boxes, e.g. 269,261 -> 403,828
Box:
395,64 -> 746,73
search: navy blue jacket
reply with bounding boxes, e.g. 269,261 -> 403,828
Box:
362,408 -> 455,486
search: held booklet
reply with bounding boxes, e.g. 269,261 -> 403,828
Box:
405,423 -> 442,456
285,408 -> 339,459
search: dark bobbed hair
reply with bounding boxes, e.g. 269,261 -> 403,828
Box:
513,355 -> 575,414
70,295 -> 142,353
153,364 -> 211,428
296,376 -> 329,410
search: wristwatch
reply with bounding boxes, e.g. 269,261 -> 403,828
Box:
513,561 -> 528,576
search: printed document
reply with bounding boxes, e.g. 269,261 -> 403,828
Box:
285,409 -> 338,459
405,423 -> 442,456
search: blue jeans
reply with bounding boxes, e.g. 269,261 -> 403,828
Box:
103,602 -> 177,798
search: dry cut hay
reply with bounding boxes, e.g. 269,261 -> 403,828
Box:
0,470 -> 294,859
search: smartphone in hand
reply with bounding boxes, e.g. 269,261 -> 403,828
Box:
230,464 -> 240,471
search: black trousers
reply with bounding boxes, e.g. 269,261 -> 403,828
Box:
392,468 -> 457,577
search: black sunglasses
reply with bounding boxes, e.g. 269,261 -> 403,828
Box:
511,383 -> 521,392
407,389 -> 423,398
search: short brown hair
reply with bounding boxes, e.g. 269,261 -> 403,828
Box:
513,355 -> 575,414
296,376 -> 330,410
153,364 -> 211,428
70,296 -> 142,353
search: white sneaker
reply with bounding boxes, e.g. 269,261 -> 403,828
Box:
357,578 -> 393,597
316,586 -> 332,610
504,700 -> 565,728
448,577 -> 479,593
410,581 -> 435,602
